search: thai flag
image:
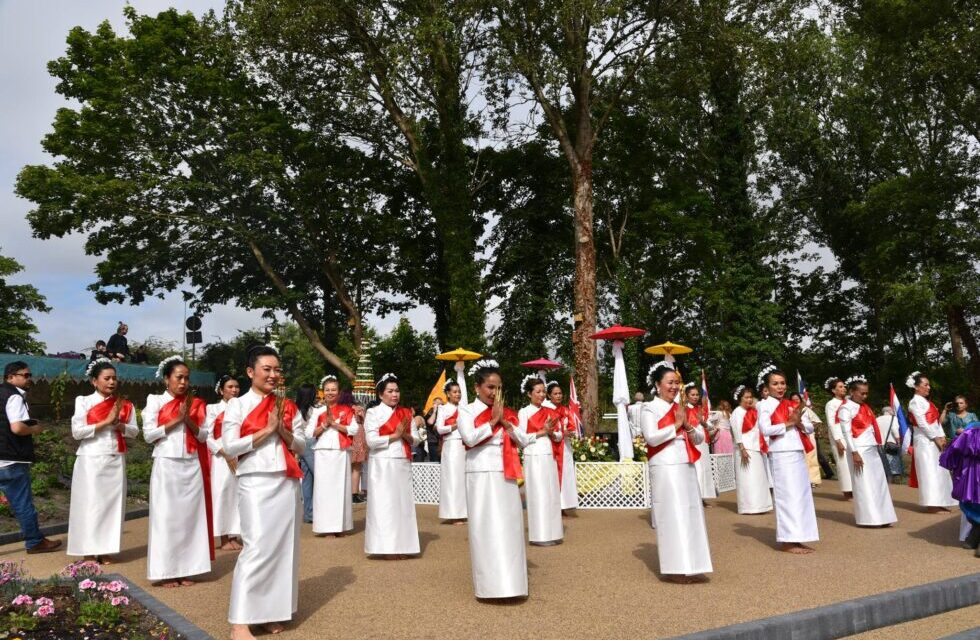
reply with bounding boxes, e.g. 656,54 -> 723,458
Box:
568,375 -> 584,437
700,370 -> 711,420
889,383 -> 911,451
797,371 -> 812,407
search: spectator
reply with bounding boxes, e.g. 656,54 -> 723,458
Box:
349,393 -> 369,503
132,344 -> 149,364
877,406 -> 904,482
106,322 -> 130,362
424,399 -> 442,463
941,395 -> 978,440
0,362 -> 61,553
89,340 -> 108,361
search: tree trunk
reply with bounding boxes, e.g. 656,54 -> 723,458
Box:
948,303 -> 980,402
947,305 -> 966,367
571,165 -> 599,436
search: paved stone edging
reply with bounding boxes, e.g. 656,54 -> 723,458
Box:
0,508 -> 148,547
938,628 -> 980,639
104,572 -> 213,640
671,572 -> 980,640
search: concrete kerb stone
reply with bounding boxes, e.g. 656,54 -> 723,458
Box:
938,627 -> 980,639
104,572 -> 214,640
671,572 -> 980,640
0,507 -> 148,547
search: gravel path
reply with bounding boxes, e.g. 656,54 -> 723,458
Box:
2,480 -> 976,639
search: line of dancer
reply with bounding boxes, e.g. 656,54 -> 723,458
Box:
60,351 -> 961,640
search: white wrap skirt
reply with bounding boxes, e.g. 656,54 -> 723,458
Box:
228,472 -> 301,625
438,439 -> 467,520
769,451 -> 819,543
67,455 -> 126,557
830,439 -> 853,492
364,457 -> 420,555
211,454 -> 241,537
466,470 -> 528,598
312,449 -> 353,534
560,439 -> 579,509
912,432 -> 956,508
847,446 -> 897,526
523,454 -> 563,544
146,457 -> 211,581
694,442 -> 717,499
649,463 -> 712,575
734,450 -> 773,515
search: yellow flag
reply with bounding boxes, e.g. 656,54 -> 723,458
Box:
424,370 -> 448,414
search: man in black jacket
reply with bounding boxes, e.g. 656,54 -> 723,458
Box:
0,362 -> 61,553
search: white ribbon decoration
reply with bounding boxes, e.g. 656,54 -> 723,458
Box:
454,360 -> 468,406
612,340 -> 633,461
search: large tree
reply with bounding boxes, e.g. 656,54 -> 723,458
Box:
490,0 -> 680,433
0,253 -> 50,354
232,0 -> 490,350
16,8 -> 416,379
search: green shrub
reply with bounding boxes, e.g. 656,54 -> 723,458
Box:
77,600 -> 121,626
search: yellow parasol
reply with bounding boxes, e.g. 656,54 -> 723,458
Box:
643,340 -> 693,357
435,348 -> 483,362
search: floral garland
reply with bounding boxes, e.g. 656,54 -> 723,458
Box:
732,384 -> 747,402
85,357 -> 113,378
824,376 -> 839,391
756,364 -> 778,388
214,374 -> 233,395
906,370 -> 922,389
319,374 -> 338,388
520,374 -> 541,393
844,374 -> 867,387
155,355 -> 184,380
468,359 -> 500,377
646,360 -> 674,387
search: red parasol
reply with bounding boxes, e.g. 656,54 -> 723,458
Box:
588,324 -> 646,341
520,358 -> 563,369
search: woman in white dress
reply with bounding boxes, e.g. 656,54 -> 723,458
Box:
836,376 -> 897,527
906,371 -> 956,512
824,377 -> 852,499
757,366 -> 819,554
544,382 -> 578,512
683,383 -> 717,503
640,361 -> 712,583
305,376 -> 363,537
142,355 -> 211,586
206,374 -> 242,551
223,345 -> 307,640
518,376 -> 563,545
436,376 -> 467,523
457,359 -> 534,599
67,358 -> 138,563
729,385 -> 772,515
363,373 -> 421,557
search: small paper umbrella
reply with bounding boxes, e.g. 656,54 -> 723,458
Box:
436,348 -> 483,362
588,325 -> 646,341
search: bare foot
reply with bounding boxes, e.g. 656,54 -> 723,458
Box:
97,555 -> 114,565
926,506 -> 951,514
179,579 -> 196,586
220,541 -> 242,551
332,532 -> 347,538
156,580 -> 181,588
702,502 -> 714,508
664,574 -> 697,584
780,543 -> 811,555
262,622 -> 285,634
843,492 -> 853,501
230,623 -> 256,640
452,520 -> 466,526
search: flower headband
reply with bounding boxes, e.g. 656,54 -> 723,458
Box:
756,364 -> 778,388
155,355 -> 185,380
646,360 -> 674,386
85,357 -> 113,378
732,385 -> 747,402
442,378 -> 459,393
824,376 -> 839,391
520,374 -> 542,392
905,371 -> 922,389
844,374 -> 867,387
683,381 -> 697,391
468,359 -> 500,377
214,375 -> 234,394
319,374 -> 338,387
376,372 -> 397,389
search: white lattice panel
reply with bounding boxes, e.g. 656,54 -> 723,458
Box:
411,462 -> 441,505
575,462 -> 650,509
710,453 -> 736,493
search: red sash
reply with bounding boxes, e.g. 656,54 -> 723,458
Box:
466,406 -> 522,481
157,395 -> 213,560
741,408 -> 768,453
86,396 -> 134,453
646,403 -> 700,463
556,405 -> 574,434
378,406 -> 414,460
838,402 -> 882,444
240,394 -> 304,481
527,407 -> 564,486
907,399 -> 939,489
771,399 -> 813,453
317,404 -> 354,449
444,410 -> 458,428
212,412 -> 225,441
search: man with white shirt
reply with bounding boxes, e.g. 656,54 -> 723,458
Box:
0,362 -> 61,554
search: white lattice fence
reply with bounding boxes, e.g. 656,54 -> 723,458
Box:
409,457 -> 735,508
412,462 -> 441,505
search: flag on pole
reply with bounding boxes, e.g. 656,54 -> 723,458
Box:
423,370 -> 448,414
568,375 -> 584,437
797,371 -> 812,407
889,383 -> 911,450
700,369 -> 711,421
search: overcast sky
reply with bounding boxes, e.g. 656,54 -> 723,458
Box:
0,0 -> 434,355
